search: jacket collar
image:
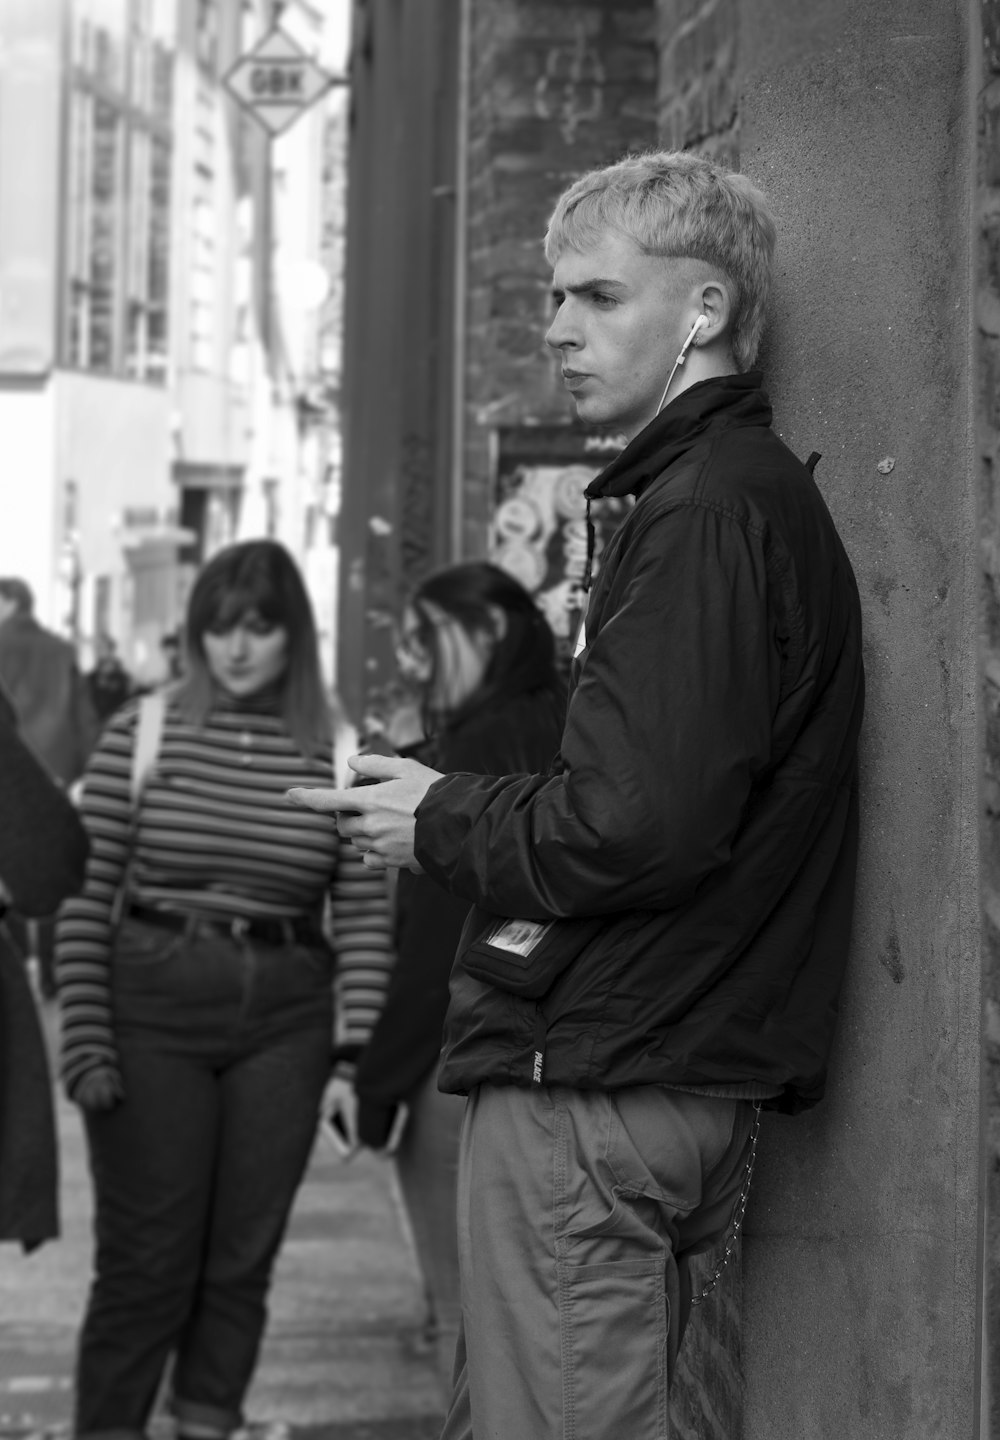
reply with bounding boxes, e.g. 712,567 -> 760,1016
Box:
585,371 -> 772,501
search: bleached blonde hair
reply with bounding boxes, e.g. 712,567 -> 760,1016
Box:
544,150 -> 777,371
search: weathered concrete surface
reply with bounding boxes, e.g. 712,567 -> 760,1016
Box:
0,1006 -> 443,1440
738,3 -> 981,1436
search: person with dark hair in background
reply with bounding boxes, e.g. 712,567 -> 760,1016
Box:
84,634 -> 136,725
0,682 -> 89,1250
56,539 -> 393,1440
290,149 -> 865,1439
160,628 -> 185,683
0,576 -> 100,998
323,561 -> 565,1396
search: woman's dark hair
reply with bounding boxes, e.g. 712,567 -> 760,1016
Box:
175,540 -> 330,755
409,561 -> 560,732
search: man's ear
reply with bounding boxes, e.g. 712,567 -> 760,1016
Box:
695,279 -> 734,347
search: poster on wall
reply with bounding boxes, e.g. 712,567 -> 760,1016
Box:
489,425 -> 630,667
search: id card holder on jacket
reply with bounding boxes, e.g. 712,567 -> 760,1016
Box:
485,918 -> 553,956
461,913 -> 606,999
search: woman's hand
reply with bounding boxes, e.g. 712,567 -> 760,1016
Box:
74,1065 -> 124,1112
320,1074 -> 360,1158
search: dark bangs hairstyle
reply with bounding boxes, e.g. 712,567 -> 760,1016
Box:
410,561 -> 562,733
176,539 -> 330,755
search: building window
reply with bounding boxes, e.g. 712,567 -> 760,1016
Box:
196,0 -> 219,77
89,97 -> 120,371
63,0 -> 176,382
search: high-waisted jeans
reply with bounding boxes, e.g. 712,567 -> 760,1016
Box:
74,918 -> 333,1440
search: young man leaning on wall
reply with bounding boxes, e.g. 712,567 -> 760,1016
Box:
290,150 -> 865,1439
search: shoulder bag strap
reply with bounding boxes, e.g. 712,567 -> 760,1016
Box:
132,689 -> 167,805
112,691 -> 167,935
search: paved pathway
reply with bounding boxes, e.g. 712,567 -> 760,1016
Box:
0,1005 -> 443,1440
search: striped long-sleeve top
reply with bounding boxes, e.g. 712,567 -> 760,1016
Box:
55,692 -> 394,1097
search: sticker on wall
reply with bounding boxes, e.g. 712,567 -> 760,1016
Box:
489,426 -> 630,670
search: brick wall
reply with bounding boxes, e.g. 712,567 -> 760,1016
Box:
656,0 -> 739,164
461,0 -> 658,552
979,0 -> 1000,1429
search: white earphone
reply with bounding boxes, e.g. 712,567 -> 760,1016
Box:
655,315 -> 710,416
681,313 -> 710,353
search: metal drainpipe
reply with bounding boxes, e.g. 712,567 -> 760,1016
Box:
449,0 -> 471,563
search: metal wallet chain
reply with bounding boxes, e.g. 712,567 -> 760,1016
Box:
690,1101 -> 762,1307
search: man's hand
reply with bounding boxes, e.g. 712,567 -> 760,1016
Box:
286,753 -> 442,871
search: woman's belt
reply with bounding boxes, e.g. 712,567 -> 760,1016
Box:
126,901 -> 323,947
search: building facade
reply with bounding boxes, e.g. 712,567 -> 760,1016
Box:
0,0 -> 342,685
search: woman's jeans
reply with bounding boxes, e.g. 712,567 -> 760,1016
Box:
74,918 -> 333,1440
392,1067 -> 466,1398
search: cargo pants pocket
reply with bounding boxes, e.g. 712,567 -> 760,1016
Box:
557,1249 -> 669,1440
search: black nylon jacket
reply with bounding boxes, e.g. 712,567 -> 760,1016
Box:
417,373 -> 865,1113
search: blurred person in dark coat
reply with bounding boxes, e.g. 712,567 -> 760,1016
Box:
0,577 -> 99,784
0,682 -> 89,1249
0,577 -> 100,996
319,562 -> 566,1396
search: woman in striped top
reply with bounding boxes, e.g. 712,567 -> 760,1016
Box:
55,540 -> 393,1440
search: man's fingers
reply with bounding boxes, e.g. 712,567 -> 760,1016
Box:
286,753 -> 407,812
347,752 -> 407,780
286,785 -> 367,813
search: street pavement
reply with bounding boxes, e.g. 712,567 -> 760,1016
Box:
0,1003 -> 444,1440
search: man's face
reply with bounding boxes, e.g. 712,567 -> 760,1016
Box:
0,595 -> 17,627
546,231 -> 693,440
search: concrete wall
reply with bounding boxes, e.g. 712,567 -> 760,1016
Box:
0,0 -> 63,376
977,0 -> 1000,1431
734,3 -> 981,1435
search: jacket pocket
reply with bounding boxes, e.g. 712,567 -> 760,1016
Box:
461,914 -> 607,999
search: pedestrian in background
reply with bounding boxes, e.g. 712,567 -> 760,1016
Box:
160,628 -> 185,683
84,633 -> 136,725
0,577 -> 100,785
0,681 -> 89,1251
293,149 -> 865,1439
322,561 -> 565,1395
0,576 -> 100,998
56,539 -> 393,1440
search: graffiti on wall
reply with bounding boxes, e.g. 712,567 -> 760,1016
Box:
489,425 -> 630,666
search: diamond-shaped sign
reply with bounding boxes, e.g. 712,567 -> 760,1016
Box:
222,26 -> 342,138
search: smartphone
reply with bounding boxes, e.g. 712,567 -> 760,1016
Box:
334,769 -> 383,818
383,1102 -> 409,1156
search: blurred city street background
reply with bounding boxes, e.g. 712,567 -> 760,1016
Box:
0,0 -> 995,1434
0,1007 -> 443,1440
